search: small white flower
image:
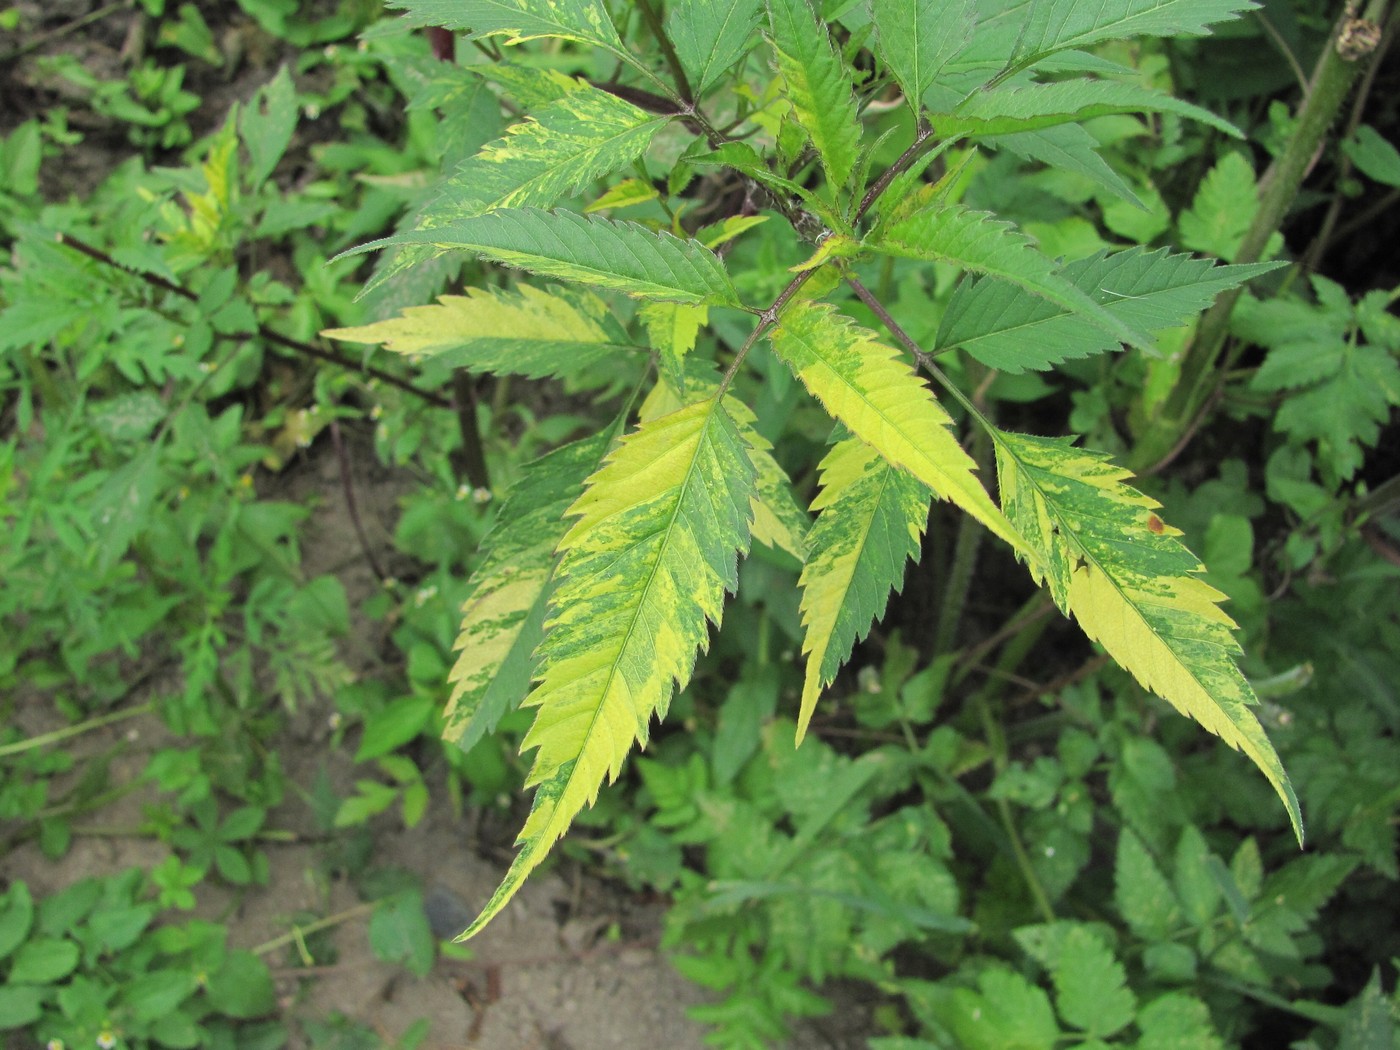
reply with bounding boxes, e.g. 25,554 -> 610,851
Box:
47,1039 -> 64,1050
414,585 -> 438,608
472,487 -> 492,505
455,484 -> 471,501
328,711 -> 342,731
1044,846 -> 1056,858
97,1031 -> 117,1050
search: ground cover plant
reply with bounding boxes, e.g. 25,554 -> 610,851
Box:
2,0 -> 1400,1048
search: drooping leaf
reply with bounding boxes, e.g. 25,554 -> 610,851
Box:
932,79 -> 1242,140
796,436 -> 931,738
868,0 -> 975,108
937,247 -> 1283,372
668,0 -> 765,94
461,398 -> 756,937
343,208 -> 743,308
324,284 -> 642,379
440,433 -> 612,753
765,0 -> 863,188
423,83 -> 667,223
584,177 -> 660,213
1008,0 -> 1259,72
385,0 -> 624,53
767,299 -> 1022,552
992,429 -> 1302,842
873,201 -> 1154,351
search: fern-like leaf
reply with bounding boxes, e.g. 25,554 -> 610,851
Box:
323,284 -> 641,379
441,433 -> 611,752
343,208 -> 743,308
869,0 -> 975,109
386,0 -> 624,52
768,299 -> 1022,553
668,0 -> 765,95
461,398 -> 756,937
873,202 -> 1153,351
797,436 -> 931,738
937,248 -> 1283,373
993,429 -> 1302,842
765,0 -> 863,188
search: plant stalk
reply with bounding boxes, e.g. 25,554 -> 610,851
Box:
1128,0 -> 1389,472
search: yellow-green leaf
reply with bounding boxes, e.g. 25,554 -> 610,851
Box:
461,398 -> 756,937
584,177 -> 660,213
768,299 -> 1022,553
796,436 -> 930,739
639,302 -> 708,396
323,284 -> 640,379
442,434 -> 611,752
993,430 -> 1302,842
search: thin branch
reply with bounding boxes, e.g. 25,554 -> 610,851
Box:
853,120 -> 935,224
55,232 -> 451,409
635,0 -> 694,104
329,420 -> 387,582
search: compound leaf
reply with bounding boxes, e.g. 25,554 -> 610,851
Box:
992,429 -> 1301,842
440,433 -> 612,753
766,0 -> 863,188
344,208 -> 743,308
937,247 -> 1282,373
768,300 -> 1022,553
797,436 -> 931,738
323,284 -> 641,379
873,202 -> 1153,351
462,397 -> 755,937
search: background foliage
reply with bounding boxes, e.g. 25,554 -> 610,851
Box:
1,0 -> 1398,1048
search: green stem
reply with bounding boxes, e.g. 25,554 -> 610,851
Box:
252,901 -> 379,957
634,0 -> 694,104
0,702 -> 155,758
934,423 -> 991,655
1129,0 -> 1390,472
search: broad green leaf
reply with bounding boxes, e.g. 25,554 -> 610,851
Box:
324,284 -> 641,380
937,247 -> 1283,372
239,65 -> 297,189
768,299 -> 1023,552
344,208 -> 743,308
441,433 -> 611,753
425,83 -> 666,222
1115,827 -> 1181,940
869,0 -> 975,108
765,0 -> 863,188
668,0 -> 765,94
993,430 -> 1302,841
461,398 -> 755,937
1135,993 -> 1226,1050
1013,922 -> 1136,1038
386,0 -> 624,53
1345,125 -> 1400,187
935,967 -> 1061,1050
933,79 -> 1242,140
872,202 -> 1154,351
1008,0 -> 1259,72
796,436 -> 931,739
